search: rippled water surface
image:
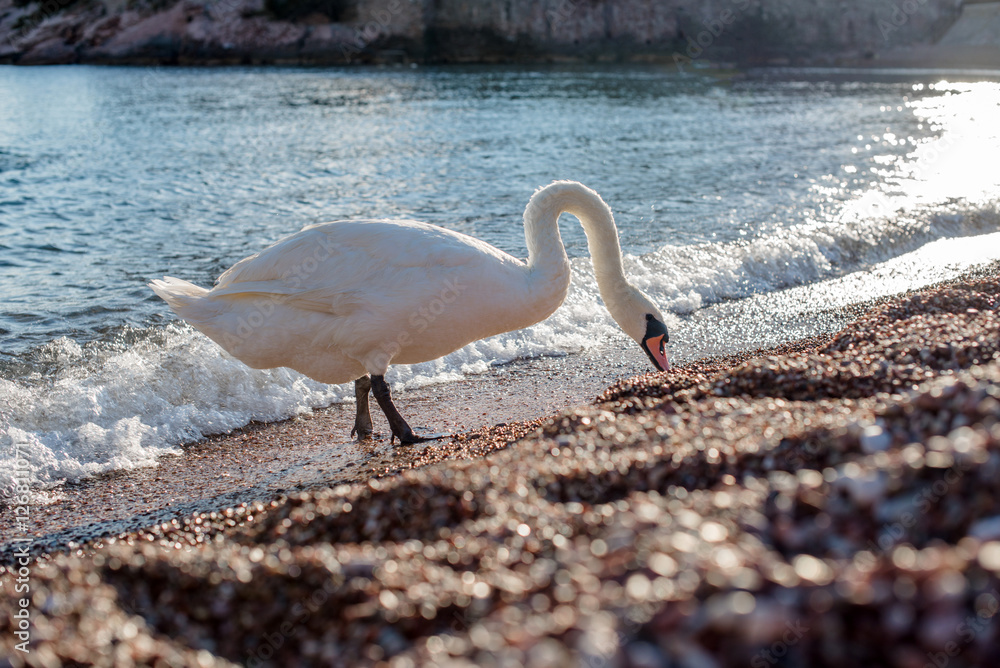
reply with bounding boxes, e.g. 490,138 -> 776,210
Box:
1,64 -> 999,491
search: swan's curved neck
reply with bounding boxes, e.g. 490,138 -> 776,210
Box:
523,181 -> 629,303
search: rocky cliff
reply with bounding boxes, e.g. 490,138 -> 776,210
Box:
0,0 -> 968,66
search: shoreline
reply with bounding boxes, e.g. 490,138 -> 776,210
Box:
1,51 -> 998,73
1,264 -> 999,665
2,260 -> 995,560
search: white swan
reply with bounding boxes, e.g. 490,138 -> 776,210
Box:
150,181 -> 670,444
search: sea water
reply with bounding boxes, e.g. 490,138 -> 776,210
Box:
1,65 -> 998,494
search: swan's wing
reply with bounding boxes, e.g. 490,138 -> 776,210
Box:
206,280 -> 366,315
215,227 -> 339,287
208,220 -> 517,316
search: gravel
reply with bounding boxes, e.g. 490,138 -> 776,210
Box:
2,269 -> 999,668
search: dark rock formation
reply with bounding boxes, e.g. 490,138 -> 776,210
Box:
0,0 -> 969,66
0,0 -> 426,65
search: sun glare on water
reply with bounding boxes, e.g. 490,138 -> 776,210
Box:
898,81 -> 1000,205
785,80 -> 1000,310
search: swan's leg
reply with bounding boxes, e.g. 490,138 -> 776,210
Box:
370,375 -> 422,445
350,375 -> 373,439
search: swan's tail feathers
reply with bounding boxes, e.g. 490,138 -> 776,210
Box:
149,277 -> 213,322
150,276 -> 209,304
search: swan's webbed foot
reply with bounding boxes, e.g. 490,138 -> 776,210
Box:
370,374 -> 424,445
350,375 -> 374,439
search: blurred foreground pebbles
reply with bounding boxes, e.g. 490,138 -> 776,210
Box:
3,269 -> 1000,667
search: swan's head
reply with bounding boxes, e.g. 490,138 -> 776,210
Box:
609,287 -> 670,372
639,312 -> 671,372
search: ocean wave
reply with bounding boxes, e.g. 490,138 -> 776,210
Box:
630,197 -> 1000,313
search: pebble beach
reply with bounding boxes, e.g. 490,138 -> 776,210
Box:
3,265 -> 1000,667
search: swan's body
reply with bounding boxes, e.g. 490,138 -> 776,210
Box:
151,181 -> 669,443
152,219 -> 564,383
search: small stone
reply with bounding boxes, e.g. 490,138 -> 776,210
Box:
859,423 -> 891,453
969,516 -> 1000,541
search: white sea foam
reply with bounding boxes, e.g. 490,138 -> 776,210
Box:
629,198 -> 1000,314
0,326 -> 348,498
2,200 -> 999,494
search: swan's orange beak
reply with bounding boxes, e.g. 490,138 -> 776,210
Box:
640,315 -> 670,372
643,334 -> 670,372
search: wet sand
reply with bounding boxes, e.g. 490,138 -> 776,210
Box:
2,265 -> 999,667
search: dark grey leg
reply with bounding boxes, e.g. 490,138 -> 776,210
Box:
370,375 -> 422,445
350,376 -> 373,439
